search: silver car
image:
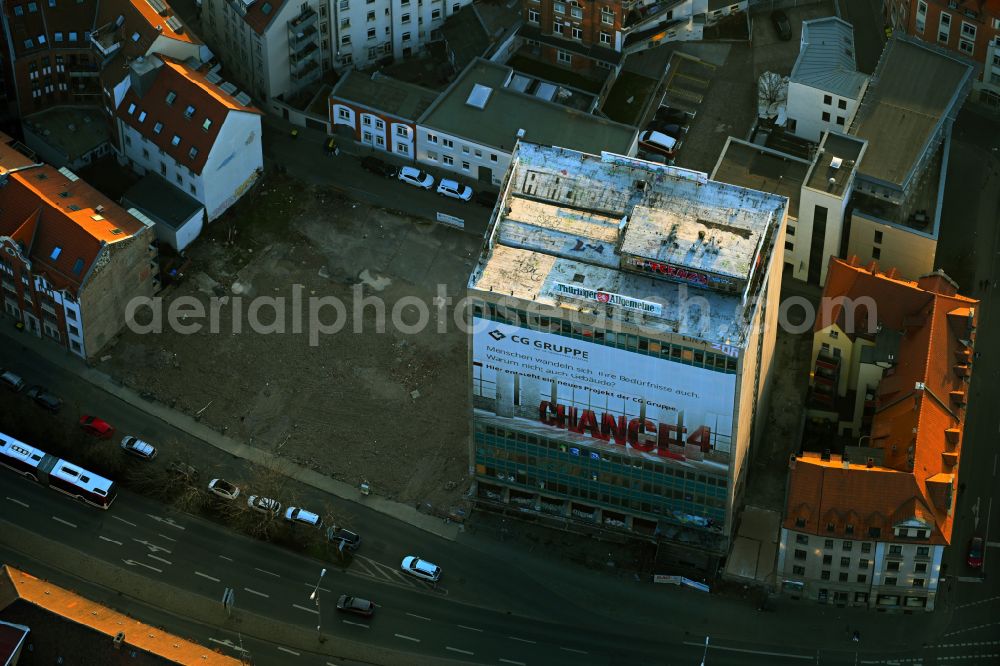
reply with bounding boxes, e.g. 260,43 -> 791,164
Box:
120,435 -> 157,460
247,495 -> 281,515
401,555 -> 441,582
397,166 -> 434,190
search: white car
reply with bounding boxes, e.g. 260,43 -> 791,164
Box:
120,435 -> 157,460
436,179 -> 473,201
284,506 -> 323,528
208,478 -> 240,500
247,495 -> 281,515
397,166 -> 434,190
401,555 -> 441,582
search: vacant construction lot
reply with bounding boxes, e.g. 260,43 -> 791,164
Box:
100,173 -> 483,509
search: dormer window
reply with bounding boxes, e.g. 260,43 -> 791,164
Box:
184,105 -> 195,118
153,122 -> 163,134
127,102 -> 136,114
166,91 -> 177,105
170,135 -> 181,147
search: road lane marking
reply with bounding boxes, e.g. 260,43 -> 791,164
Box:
395,634 -> 420,642
681,641 -> 812,660
133,539 -> 171,555
342,620 -> 370,629
457,625 -> 483,632
499,659 -> 526,666
122,559 -> 162,573
446,647 -> 474,655
98,536 -> 123,546
52,516 -> 77,528
292,604 -> 318,614
195,571 -> 220,582
254,567 -> 280,578
244,587 -> 269,598
147,554 -> 172,566
218,555 -> 234,562
147,514 -> 186,530
207,637 -> 250,654
509,636 -> 536,644
276,646 -> 300,656
560,647 -> 589,654
303,583 -> 332,593
406,612 -> 431,621
5,497 -> 28,508
157,533 -> 177,542
113,516 -> 137,527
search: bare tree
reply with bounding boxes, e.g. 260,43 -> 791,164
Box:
757,71 -> 788,119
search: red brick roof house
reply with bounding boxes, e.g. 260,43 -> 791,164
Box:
0,132 -> 157,358
113,54 -> 263,221
777,257 -> 977,611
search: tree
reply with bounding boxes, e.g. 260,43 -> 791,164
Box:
757,71 -> 788,120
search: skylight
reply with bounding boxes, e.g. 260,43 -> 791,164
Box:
465,84 -> 493,109
153,122 -> 163,134
127,102 -> 136,114
171,135 -> 181,146
188,146 -> 198,159
262,2 -> 272,13
50,247 -> 62,260
131,32 -> 140,42
138,111 -> 147,122
184,105 -> 195,118
202,118 -> 212,131
166,91 -> 177,105
72,258 -> 84,274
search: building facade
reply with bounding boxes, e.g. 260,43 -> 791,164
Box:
467,142 -> 785,562
887,0 -> 1000,108
0,133 -> 157,359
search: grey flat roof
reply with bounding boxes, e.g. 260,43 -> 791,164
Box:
805,132 -> 866,196
850,37 -> 971,188
23,107 -> 110,161
790,17 -> 869,100
419,59 -> 636,155
711,138 -> 811,219
123,173 -> 203,230
331,71 -> 439,121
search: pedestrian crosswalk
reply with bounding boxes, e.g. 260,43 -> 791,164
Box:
345,554 -> 443,593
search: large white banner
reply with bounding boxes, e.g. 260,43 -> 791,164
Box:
472,318 -> 736,470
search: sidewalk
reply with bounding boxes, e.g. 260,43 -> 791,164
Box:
0,323 -> 461,542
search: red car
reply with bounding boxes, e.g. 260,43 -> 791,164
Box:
967,536 -> 984,569
79,415 -> 115,439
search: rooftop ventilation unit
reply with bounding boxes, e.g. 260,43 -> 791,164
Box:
830,156 -> 843,169
466,83 -> 493,109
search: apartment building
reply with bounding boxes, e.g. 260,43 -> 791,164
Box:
886,0 -> 1000,108
111,55 -> 263,221
0,132 -> 158,359
467,142 -> 786,564
777,257 -> 977,611
786,18 -> 870,143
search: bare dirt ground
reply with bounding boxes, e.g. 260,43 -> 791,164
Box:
99,173 -> 483,511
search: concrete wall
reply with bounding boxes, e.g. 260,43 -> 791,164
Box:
847,212 -> 936,281
787,81 -> 865,143
201,111 -> 264,221
415,126 -> 508,186
796,185 -> 849,285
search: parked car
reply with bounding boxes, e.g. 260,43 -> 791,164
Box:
79,415 -> 115,439
638,130 -> 680,159
436,179 -> 473,201
0,369 -> 25,392
25,385 -> 61,413
247,495 -> 281,516
336,594 -> 375,617
654,105 -> 694,126
474,190 -> 499,208
284,506 -> 323,528
208,478 -> 240,500
361,156 -> 396,178
120,436 -> 157,460
400,555 -> 441,582
645,122 -> 687,139
168,461 -> 198,481
771,10 -> 792,40
397,166 -> 435,190
967,536 -> 984,568
327,525 -> 362,551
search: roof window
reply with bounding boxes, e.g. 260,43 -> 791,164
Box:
131,32 -> 141,42
91,214 -> 104,221
68,204 -> 80,211
127,102 -> 136,114
170,135 -> 181,147
202,118 -> 212,131
153,122 -> 163,134
50,247 -> 62,260
138,111 -> 147,122
72,258 -> 84,274
166,91 -> 177,105
188,146 -> 199,159
262,2 -> 272,13
111,228 -> 123,235
184,105 -> 195,118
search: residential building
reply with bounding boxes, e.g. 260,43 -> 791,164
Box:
199,0 -> 327,103
112,55 -> 264,222
0,564 -> 243,664
123,173 -> 205,252
786,17 -> 870,142
467,141 -> 786,566
330,70 -> 438,157
0,132 -> 157,359
416,58 -> 636,186
886,0 -> 1000,108
777,256 -> 977,610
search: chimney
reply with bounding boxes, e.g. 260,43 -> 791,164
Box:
866,457 -> 874,468
113,632 -> 125,649
789,453 -> 797,470
821,449 -> 831,462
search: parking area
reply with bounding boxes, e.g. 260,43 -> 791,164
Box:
750,1 -> 838,81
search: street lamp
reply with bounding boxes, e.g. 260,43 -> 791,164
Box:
309,568 -> 326,633
700,635 -> 710,666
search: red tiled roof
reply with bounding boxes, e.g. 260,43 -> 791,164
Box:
0,134 -> 146,294
788,257 -> 977,545
243,0 -> 287,35
115,55 -> 261,175
94,0 -> 201,60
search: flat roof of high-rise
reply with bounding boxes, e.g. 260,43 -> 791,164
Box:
469,143 -> 787,347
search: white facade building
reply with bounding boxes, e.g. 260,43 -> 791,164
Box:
786,17 -> 870,143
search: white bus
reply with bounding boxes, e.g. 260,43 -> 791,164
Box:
0,432 -> 117,509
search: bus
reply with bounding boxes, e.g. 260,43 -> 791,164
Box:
0,432 -> 117,509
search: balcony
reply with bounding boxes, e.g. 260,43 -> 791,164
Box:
290,58 -> 321,82
288,7 -> 318,32
90,30 -> 121,58
815,350 -> 841,371
290,42 -> 319,64
289,25 -> 318,51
